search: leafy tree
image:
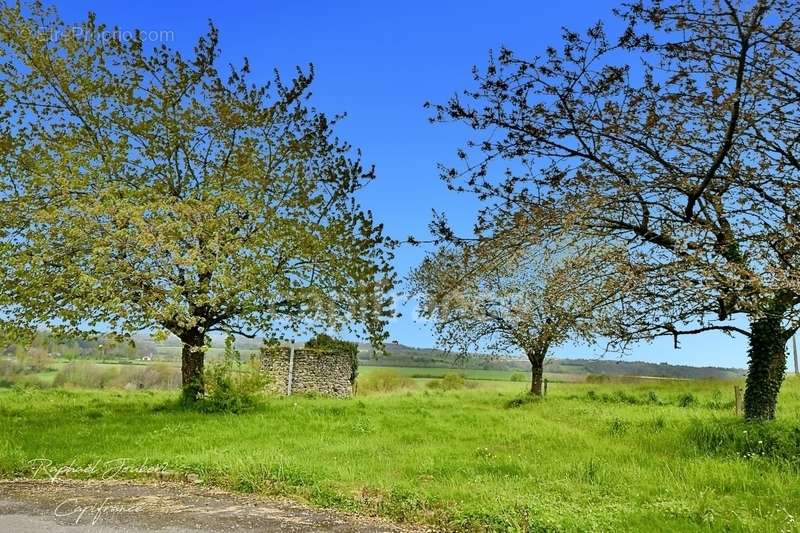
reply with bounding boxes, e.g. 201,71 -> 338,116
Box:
429,0 -> 800,419
0,3 -> 395,400
410,238 -> 628,395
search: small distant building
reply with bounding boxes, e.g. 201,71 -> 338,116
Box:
260,346 -> 355,397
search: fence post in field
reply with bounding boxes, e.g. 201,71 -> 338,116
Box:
286,344 -> 295,396
543,378 -> 548,397
793,335 -> 798,376
734,385 -> 743,416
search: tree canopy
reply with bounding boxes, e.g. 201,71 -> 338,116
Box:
0,3 -> 395,398
410,235 -> 630,395
428,0 -> 800,419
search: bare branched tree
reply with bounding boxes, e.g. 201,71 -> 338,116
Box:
410,233 -> 632,396
428,0 -> 800,419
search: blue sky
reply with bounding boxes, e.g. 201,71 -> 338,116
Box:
54,1 -> 754,368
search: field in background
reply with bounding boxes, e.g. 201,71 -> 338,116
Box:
154,346 -> 261,360
12,359 -> 655,392
2,376 -> 799,531
359,365 -> 584,382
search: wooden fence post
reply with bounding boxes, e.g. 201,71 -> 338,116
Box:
734,385 -> 743,417
543,378 -> 548,397
286,344 -> 295,396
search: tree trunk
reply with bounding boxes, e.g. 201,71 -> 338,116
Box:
744,313 -> 788,421
527,350 -> 546,396
180,329 -> 206,402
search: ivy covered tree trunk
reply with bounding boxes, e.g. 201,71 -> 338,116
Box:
180,328 -> 206,402
744,313 -> 788,421
527,350 -> 546,396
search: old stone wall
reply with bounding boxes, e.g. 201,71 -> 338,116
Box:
261,347 -> 353,397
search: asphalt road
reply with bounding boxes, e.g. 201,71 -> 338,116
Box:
0,480 -> 411,532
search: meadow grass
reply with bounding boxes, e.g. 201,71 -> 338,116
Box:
1,377 -> 799,531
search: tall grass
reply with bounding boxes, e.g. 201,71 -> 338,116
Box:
52,362 -> 180,390
356,369 -> 416,394
1,378 -> 799,531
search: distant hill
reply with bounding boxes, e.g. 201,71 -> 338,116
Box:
358,342 -> 745,380
29,330 -> 742,380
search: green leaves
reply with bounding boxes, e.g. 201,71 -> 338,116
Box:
0,2 -> 395,353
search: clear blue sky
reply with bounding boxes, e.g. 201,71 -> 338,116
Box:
55,0 -> 754,368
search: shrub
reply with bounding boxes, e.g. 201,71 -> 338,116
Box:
53,361 -> 181,390
305,333 -> 359,385
509,372 -> 527,382
16,346 -> 54,372
0,358 -> 25,379
198,339 -> 268,413
119,363 -> 181,390
53,362 -> 120,389
356,369 -> 416,394
0,357 -> 52,389
10,375 -> 48,389
585,374 -> 609,384
427,372 -> 467,391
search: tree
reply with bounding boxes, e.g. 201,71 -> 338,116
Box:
428,0 -> 800,419
410,237 -> 628,396
0,3 -> 395,400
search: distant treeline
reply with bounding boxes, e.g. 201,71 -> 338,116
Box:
1,332 -> 744,380
1,331 -> 265,362
358,343 -> 745,380
2,331 -> 143,360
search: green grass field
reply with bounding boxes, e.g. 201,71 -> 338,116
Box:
155,346 -> 260,360
2,375 -> 800,531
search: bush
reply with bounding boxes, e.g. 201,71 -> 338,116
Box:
427,372 -> 467,391
305,333 -> 359,385
509,372 -> 527,382
0,358 -> 25,379
0,356 -> 52,389
585,374 -> 609,384
10,375 -> 48,389
120,363 -> 181,390
16,346 -> 54,372
54,362 -> 119,389
198,339 -> 268,413
357,369 -> 416,394
53,361 -> 181,390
